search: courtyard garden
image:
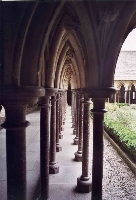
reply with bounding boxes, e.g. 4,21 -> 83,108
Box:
104,103 -> 136,163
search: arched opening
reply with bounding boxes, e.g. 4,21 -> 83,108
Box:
2,2 -> 136,200
67,83 -> 71,105
130,84 -> 136,104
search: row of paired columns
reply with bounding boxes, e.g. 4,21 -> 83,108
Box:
38,88 -> 67,200
0,86 -> 115,200
111,90 -> 136,104
71,88 -> 116,200
0,86 -> 67,200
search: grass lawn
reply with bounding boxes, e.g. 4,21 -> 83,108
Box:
104,103 -> 136,163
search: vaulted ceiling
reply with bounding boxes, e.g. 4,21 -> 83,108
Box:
1,1 -> 136,91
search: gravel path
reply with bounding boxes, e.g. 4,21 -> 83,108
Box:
89,117 -> 136,200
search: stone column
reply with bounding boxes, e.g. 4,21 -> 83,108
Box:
61,90 -> 67,128
125,91 -> 127,103
71,92 -> 74,128
49,95 -> 59,174
59,92 -> 63,139
38,88 -> 57,200
75,95 -> 84,161
117,90 -> 119,103
77,96 -> 92,193
73,91 -> 77,135
56,93 -> 62,152
1,86 -> 45,200
39,95 -> 50,200
91,98 -> 107,200
128,90 -> 130,104
2,104 -> 29,200
114,92 -> 116,103
73,91 -> 79,145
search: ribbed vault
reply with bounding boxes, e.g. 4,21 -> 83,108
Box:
2,1 -> 136,89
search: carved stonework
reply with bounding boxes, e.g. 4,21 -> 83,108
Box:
66,49 -> 75,58
64,65 -> 73,83
64,58 -> 72,65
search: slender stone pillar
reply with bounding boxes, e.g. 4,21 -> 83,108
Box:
114,92 -> 117,103
2,104 -> 29,200
128,90 -> 130,104
0,86 -> 45,200
38,88 -> 58,200
56,93 -> 62,152
39,95 -> 50,200
49,95 -> 59,174
91,98 -> 107,200
75,95 -> 84,161
73,91 -> 77,135
59,92 -> 63,139
125,91 -> 127,103
77,97 -> 92,193
71,92 -> 74,128
117,90 -> 119,103
74,91 -> 79,145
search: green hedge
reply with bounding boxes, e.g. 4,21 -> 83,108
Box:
104,105 -> 136,163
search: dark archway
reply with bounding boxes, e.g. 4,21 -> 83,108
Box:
67,84 -> 71,105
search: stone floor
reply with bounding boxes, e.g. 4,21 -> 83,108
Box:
0,106 -> 136,200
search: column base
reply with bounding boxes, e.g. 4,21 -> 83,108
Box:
73,129 -> 76,135
59,133 -> 63,139
56,144 -> 62,152
75,151 -> 82,162
49,162 -> 59,174
73,137 -> 78,145
77,176 -> 92,193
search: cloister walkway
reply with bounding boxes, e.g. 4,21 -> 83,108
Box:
0,106 -> 136,200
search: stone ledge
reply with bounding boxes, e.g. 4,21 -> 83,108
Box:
104,131 -> 136,176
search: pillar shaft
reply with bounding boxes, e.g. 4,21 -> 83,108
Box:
56,93 -> 60,144
59,93 -> 63,139
74,92 -> 79,144
114,93 -> 116,103
75,95 -> 84,161
56,93 -> 62,152
82,98 -> 90,178
73,92 -> 77,135
2,104 -> 29,200
78,96 -> 84,152
128,90 -> 130,104
49,95 -> 59,174
91,98 -> 107,200
39,96 -> 50,199
50,95 -> 57,164
77,97 -> 92,193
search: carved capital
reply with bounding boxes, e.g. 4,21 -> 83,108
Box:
81,87 -> 116,98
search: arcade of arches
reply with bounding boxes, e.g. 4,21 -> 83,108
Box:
0,1 -> 136,200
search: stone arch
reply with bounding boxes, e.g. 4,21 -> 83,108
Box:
117,81 -> 125,90
47,28 -> 86,89
101,2 -> 136,87
130,84 -> 136,104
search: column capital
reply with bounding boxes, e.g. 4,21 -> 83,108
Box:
91,98 -> 107,113
0,86 -> 45,105
39,88 -> 58,106
81,87 -> 116,98
45,88 -> 58,96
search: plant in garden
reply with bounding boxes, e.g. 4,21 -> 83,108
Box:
104,103 -> 136,162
